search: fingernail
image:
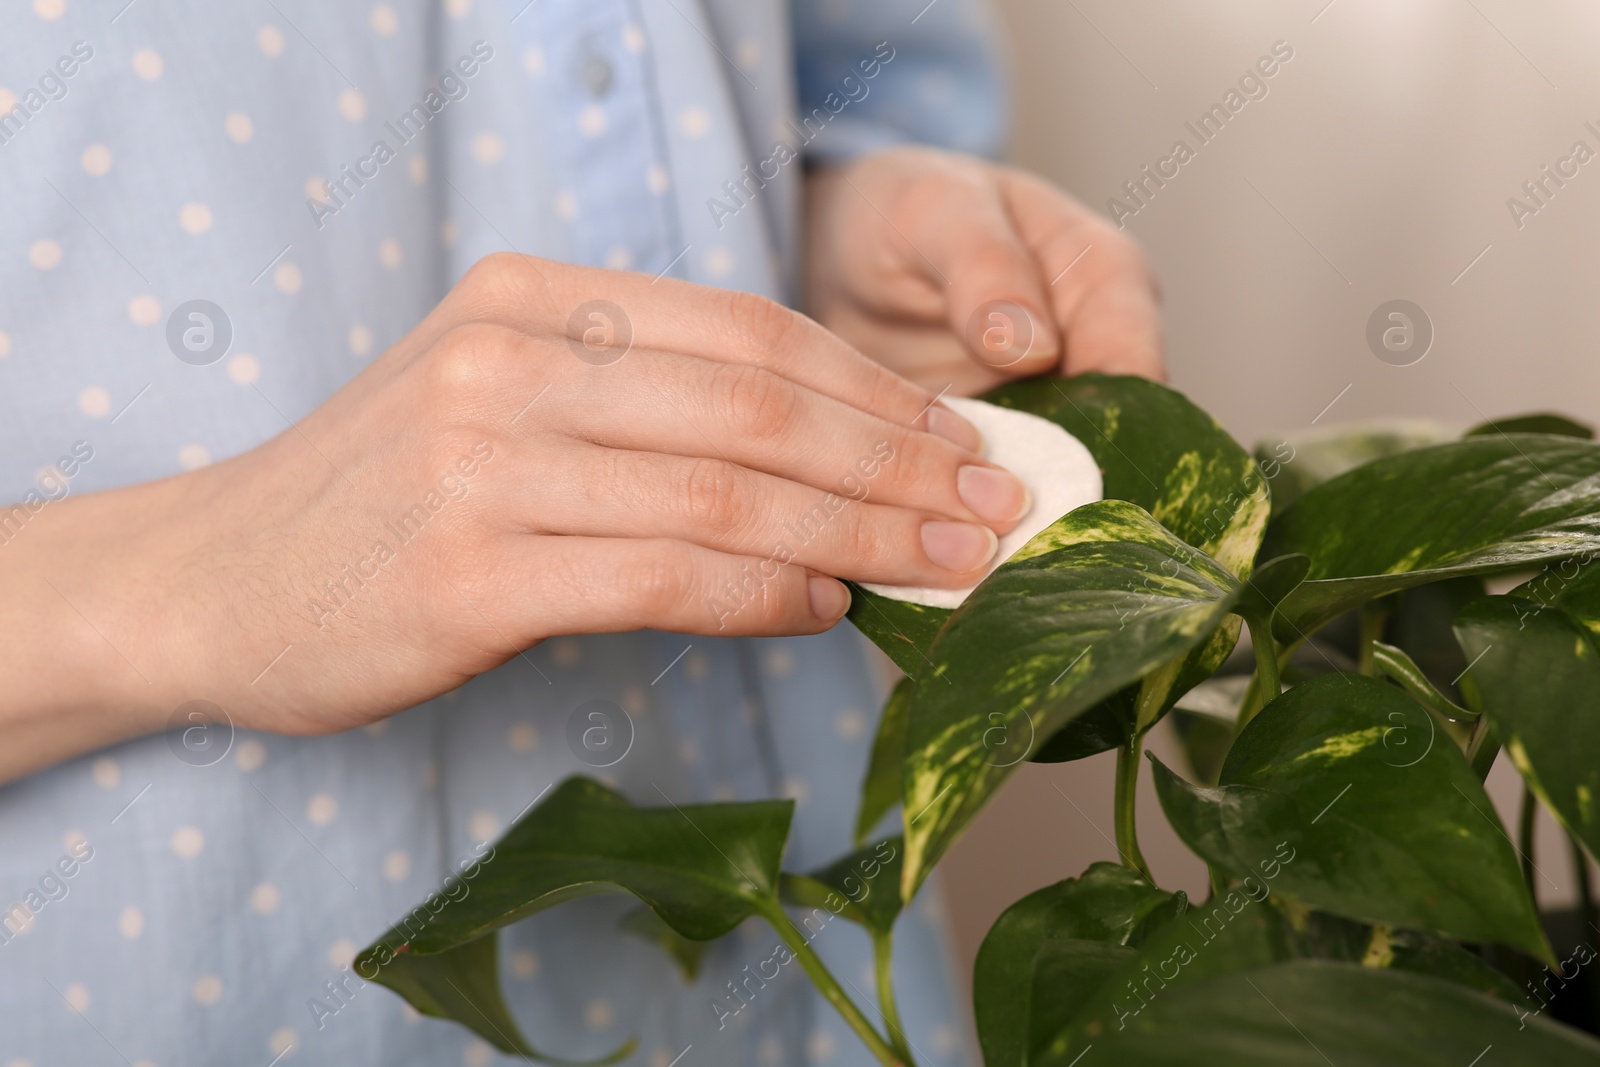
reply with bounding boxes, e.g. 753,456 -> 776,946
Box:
958,465 -> 1032,524
968,300 -> 1058,369
808,575 -> 851,621
921,521 -> 999,573
926,404 -> 983,453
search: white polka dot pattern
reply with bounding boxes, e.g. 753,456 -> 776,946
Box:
0,1 -> 1001,1061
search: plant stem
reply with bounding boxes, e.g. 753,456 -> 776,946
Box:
757,899 -> 903,1066
1460,675 -> 1498,780
872,931 -> 914,1066
1233,668 -> 1265,737
1115,735 -> 1154,883
1234,620 -> 1287,737
1518,785 -> 1538,901
1571,832 -> 1598,941
1465,718 -> 1499,781
1357,600 -> 1389,676
1246,615 -> 1281,705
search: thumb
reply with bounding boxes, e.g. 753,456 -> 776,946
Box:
918,179 -> 1062,378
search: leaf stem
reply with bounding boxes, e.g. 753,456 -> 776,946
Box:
872,931 -> 915,1066
1357,600 -> 1389,676
1572,832 -> 1597,941
1459,675 -> 1499,780
1206,864 -> 1228,902
757,898 -> 903,1067
1246,615 -> 1281,705
1115,736 -> 1154,883
1233,668 -> 1265,737
1232,614 -> 1282,738
1518,785 -> 1538,901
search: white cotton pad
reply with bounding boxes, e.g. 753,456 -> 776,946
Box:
860,395 -> 1103,609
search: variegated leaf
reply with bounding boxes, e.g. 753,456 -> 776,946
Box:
899,500 -> 1243,899
973,862 -> 1180,1067
1151,674 -> 1550,960
1265,434 -> 1600,639
1455,595 -> 1600,866
847,373 -> 1267,765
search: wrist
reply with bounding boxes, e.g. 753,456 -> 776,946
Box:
0,475 -> 200,781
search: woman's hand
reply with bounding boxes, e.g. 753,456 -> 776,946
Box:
805,146 -> 1166,395
0,254 -> 1032,779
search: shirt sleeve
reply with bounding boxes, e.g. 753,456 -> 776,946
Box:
790,0 -> 1011,163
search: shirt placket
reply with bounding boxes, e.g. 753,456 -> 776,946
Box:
532,0 -> 681,275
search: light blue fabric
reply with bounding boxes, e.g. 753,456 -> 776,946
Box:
0,1 -> 1007,1063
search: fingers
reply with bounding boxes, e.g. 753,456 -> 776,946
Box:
517,443 -> 1002,587
802,302 -> 1008,395
512,536 -> 853,638
537,349 -> 1031,531
999,169 -> 1167,380
900,171 -> 1064,379
446,253 -> 985,453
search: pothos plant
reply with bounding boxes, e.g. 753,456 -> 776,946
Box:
356,374 -> 1600,1065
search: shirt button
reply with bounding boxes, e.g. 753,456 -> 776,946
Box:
579,51 -> 614,97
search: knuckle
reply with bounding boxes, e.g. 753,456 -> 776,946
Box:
856,368 -> 925,429
967,237 -> 1027,278
461,252 -> 549,302
714,363 -> 799,443
426,322 -> 527,396
615,549 -> 693,617
869,425 -> 926,493
722,289 -> 800,365
837,504 -> 893,569
896,168 -> 982,222
678,458 -> 752,535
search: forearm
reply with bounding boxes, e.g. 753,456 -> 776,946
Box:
0,478 -> 189,783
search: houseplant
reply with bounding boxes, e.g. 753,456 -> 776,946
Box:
355,374 -> 1600,1064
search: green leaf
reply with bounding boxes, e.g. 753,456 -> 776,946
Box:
357,778 -> 793,1058
1034,890 -> 1535,1063
1370,640 -> 1476,722
1037,892 -> 1297,1060
1455,596 -> 1600,865
854,678 -> 912,844
988,375 -> 1269,579
1255,419 -> 1457,515
846,373 -> 1267,758
1512,554 -> 1600,634
973,862 -> 1179,1067
1277,908 -> 1529,1004
1038,961 -> 1600,1066
1149,673 -> 1551,960
1026,943 -> 1137,1057
1466,412 -> 1595,440
1265,435 -> 1600,637
844,584 -> 947,680
901,500 -> 1243,899
779,837 -> 904,937
1359,921 -> 1532,1004
997,374 -> 1268,758
618,906 -> 709,983
361,935 -> 608,1063
1026,689 -> 1138,764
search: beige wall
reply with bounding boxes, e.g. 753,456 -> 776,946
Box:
937,0 -> 1600,1024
